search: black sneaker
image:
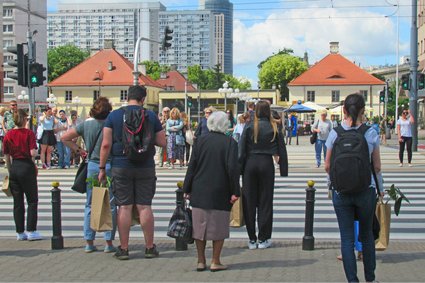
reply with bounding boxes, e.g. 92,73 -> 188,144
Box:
145,244 -> 159,258
113,246 -> 129,260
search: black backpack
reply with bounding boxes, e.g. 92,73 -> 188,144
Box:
330,124 -> 371,194
121,107 -> 155,161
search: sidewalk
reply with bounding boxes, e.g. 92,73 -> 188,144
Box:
0,237 -> 424,282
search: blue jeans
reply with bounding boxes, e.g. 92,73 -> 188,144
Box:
84,161 -> 117,241
333,188 -> 376,282
315,139 -> 327,167
56,142 -> 70,168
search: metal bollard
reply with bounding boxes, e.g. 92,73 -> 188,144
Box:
51,181 -> 64,250
302,180 -> 316,251
175,187 -> 188,251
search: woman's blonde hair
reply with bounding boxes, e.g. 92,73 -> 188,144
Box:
170,107 -> 181,120
253,100 -> 278,144
0,107 -> 6,116
180,112 -> 188,125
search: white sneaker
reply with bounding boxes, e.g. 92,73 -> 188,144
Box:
248,240 -> 257,250
399,163 -> 403,167
17,232 -> 27,241
27,231 -> 43,241
408,163 -> 413,167
258,239 -> 272,249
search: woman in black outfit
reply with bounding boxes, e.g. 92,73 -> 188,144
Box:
3,109 -> 41,241
239,100 -> 288,250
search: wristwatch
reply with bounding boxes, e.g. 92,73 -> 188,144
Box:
99,166 -> 106,170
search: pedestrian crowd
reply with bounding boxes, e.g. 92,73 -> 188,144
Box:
1,89 -> 417,282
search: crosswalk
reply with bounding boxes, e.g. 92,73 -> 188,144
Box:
0,144 -> 424,240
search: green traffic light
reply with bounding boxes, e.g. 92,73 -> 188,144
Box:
31,75 -> 38,84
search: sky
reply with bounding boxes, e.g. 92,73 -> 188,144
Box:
47,0 -> 413,88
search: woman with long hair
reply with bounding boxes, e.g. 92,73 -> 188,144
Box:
62,97 -> 117,253
397,109 -> 415,167
3,109 -> 42,240
325,93 -> 384,282
166,107 -> 185,169
226,109 -> 236,136
180,112 -> 191,166
239,100 -> 288,250
39,107 -> 57,169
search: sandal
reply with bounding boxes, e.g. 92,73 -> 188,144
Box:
210,263 -> 228,272
197,262 -> 206,272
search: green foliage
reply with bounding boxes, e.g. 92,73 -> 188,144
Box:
86,175 -> 112,189
257,48 -> 294,69
187,64 -> 251,90
47,45 -> 90,82
141,61 -> 170,80
258,54 -> 308,101
385,184 -> 410,216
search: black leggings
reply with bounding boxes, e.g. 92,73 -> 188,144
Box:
185,142 -> 191,163
242,154 -> 275,242
9,159 -> 38,233
399,136 -> 412,164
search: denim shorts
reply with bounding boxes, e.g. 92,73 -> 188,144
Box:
111,167 -> 156,206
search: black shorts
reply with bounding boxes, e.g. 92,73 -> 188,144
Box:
111,167 -> 156,206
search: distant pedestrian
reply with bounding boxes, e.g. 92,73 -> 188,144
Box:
98,85 -> 166,260
285,113 -> 294,145
0,107 -> 6,164
325,93 -> 384,283
158,107 -> 170,167
194,106 -> 216,138
397,109 -> 415,167
180,112 -> 192,166
183,111 -> 240,272
39,107 -> 57,169
379,118 -> 387,145
166,108 -> 185,169
2,100 -> 18,134
331,114 -> 339,128
312,110 -> 332,168
69,111 -> 83,168
232,112 -> 248,142
225,109 -> 236,136
239,100 -> 288,250
62,97 -> 117,253
3,109 -> 42,241
54,110 -> 71,169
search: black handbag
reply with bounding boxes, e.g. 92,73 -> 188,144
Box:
167,204 -> 194,244
310,132 -> 317,144
71,129 -> 102,194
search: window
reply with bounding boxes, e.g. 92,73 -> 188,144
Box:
3,8 -> 13,17
3,40 -> 13,48
331,90 -> 340,103
3,24 -> 13,33
307,91 -> 315,102
65,91 -> 73,102
3,86 -> 13,94
359,90 -> 368,102
93,90 -> 100,101
120,90 -> 128,102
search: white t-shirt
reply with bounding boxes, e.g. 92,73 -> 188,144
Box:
397,118 -> 412,137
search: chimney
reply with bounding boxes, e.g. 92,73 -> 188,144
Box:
330,42 -> 339,54
104,39 -> 114,49
138,64 -> 147,76
90,48 -> 100,57
108,61 -> 113,71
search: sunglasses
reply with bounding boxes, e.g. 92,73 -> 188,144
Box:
402,112 -> 408,115
205,112 -> 212,114
10,104 -> 17,106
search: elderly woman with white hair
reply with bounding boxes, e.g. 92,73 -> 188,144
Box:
183,111 -> 240,272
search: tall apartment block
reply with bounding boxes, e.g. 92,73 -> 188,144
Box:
47,1 -> 165,62
202,0 -> 233,74
2,0 -> 47,102
158,10 -> 215,74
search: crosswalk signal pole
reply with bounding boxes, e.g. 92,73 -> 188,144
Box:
409,0 -> 419,152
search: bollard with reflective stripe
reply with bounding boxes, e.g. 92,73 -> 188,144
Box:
302,180 -> 316,251
51,181 -> 64,250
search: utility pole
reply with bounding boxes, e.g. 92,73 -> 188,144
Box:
410,0 -> 418,152
27,0 -> 35,126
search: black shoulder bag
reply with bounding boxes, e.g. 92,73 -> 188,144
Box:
71,128 -> 103,194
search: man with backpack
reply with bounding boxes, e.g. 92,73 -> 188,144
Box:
98,85 -> 166,260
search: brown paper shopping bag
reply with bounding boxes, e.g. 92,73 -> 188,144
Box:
375,201 -> 391,251
230,195 -> 245,228
90,186 -> 113,232
2,176 -> 12,197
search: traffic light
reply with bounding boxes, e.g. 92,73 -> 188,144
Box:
162,26 -> 173,51
29,63 -> 46,87
401,74 -> 410,90
379,90 -> 385,103
6,43 -> 28,87
187,96 -> 193,108
388,92 -> 393,103
418,73 -> 425,90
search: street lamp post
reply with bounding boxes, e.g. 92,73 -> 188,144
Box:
18,90 -> 29,109
218,81 -> 233,111
47,93 -> 57,108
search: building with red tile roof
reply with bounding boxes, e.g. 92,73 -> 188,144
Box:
48,44 -> 164,114
288,42 -> 385,119
156,70 -> 197,91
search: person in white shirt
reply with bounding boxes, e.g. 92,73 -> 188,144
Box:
312,110 -> 333,168
397,109 -> 415,167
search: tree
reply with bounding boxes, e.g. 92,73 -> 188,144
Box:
258,54 -> 308,101
223,74 -> 251,90
257,48 -> 294,69
188,65 -> 208,89
141,61 -> 170,80
47,45 -> 90,82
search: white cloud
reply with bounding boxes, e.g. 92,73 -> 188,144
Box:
234,6 -> 404,69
